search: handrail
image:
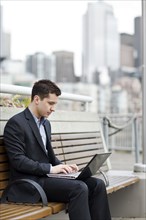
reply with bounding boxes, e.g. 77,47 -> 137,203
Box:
0,84 -> 93,111
103,116 -> 135,131
102,115 -> 140,164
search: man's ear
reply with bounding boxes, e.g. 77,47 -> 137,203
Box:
34,95 -> 40,105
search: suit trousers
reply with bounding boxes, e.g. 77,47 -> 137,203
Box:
42,176 -> 111,220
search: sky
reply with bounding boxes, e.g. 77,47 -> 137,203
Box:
1,0 -> 142,76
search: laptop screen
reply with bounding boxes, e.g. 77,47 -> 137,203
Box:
77,152 -> 111,180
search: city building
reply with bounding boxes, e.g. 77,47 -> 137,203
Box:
82,1 -> 120,83
25,52 -> 56,81
120,33 -> 135,68
0,59 -> 35,86
111,85 -> 128,113
134,16 -> 142,69
0,5 -> 11,59
53,51 -> 76,83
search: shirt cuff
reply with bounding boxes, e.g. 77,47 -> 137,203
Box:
50,164 -> 53,173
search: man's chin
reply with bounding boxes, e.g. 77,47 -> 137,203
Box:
45,113 -> 51,117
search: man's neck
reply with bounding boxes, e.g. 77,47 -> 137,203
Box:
28,104 -> 40,119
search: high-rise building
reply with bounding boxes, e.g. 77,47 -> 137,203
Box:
0,4 -> 3,59
0,4 -> 11,59
120,33 -> 135,68
134,16 -> 142,68
25,52 -> 56,81
53,51 -> 76,83
82,1 -> 120,83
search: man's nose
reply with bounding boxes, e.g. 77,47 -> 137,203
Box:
51,105 -> 55,112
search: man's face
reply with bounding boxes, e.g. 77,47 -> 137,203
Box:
34,93 -> 58,118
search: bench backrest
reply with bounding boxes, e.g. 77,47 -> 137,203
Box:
0,108 -> 110,198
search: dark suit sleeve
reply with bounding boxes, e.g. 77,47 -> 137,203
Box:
4,117 -> 52,176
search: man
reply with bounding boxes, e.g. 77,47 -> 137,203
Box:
4,79 -> 111,220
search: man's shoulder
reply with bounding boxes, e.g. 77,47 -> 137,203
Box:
8,109 -> 26,122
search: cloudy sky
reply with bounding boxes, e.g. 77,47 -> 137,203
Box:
1,0 -> 142,75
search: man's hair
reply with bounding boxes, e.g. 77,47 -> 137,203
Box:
31,79 -> 61,101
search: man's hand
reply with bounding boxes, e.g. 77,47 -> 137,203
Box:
50,164 -> 79,174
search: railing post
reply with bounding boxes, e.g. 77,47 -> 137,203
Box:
142,0 -> 146,165
134,0 -> 146,172
133,117 -> 139,163
103,117 -> 109,150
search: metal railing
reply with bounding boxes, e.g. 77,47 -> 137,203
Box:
0,84 -> 93,111
100,114 -> 142,163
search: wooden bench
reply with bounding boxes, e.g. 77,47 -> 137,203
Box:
0,109 -> 139,219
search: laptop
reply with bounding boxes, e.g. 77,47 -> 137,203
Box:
47,152 -> 111,180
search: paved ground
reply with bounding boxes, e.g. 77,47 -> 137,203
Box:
41,211 -> 145,220
109,150 -> 142,171
40,151 -> 144,220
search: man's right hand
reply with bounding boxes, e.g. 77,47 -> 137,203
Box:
50,164 -> 79,174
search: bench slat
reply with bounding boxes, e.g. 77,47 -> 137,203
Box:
62,144 -> 103,153
0,163 -> 9,171
0,146 -> 5,153
0,204 -> 52,220
0,180 -> 8,190
60,138 -> 102,146
0,171 -> 9,181
48,202 -> 66,214
0,154 -> 8,162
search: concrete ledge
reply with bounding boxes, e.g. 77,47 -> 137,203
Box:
108,172 -> 146,218
134,163 -> 146,172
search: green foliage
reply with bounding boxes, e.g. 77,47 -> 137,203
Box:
0,95 -> 31,107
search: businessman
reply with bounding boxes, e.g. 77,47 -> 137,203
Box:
4,79 -> 111,220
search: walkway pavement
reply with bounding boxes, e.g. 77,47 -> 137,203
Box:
41,211 -> 145,220
110,150 -> 141,171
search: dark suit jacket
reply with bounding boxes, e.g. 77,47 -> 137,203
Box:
4,108 -> 61,203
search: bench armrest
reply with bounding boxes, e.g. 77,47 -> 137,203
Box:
1,179 -> 48,206
99,170 -> 109,187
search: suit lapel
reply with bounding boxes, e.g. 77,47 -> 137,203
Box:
24,108 -> 47,154
44,121 -> 51,148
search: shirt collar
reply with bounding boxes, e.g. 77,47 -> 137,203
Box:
29,109 -> 46,126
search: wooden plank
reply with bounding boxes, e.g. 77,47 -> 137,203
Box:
0,146 -> 6,153
0,204 -> 52,220
107,175 -> 140,192
51,134 -> 61,141
0,137 -> 4,145
0,180 -> 8,190
0,172 -> 9,181
52,147 -> 64,155
48,202 -> 66,214
49,110 -> 100,122
52,141 -> 62,148
0,154 -> 8,162
64,150 -> 100,160
60,132 -> 101,140
60,138 -> 102,147
62,144 -> 103,153
51,121 -> 101,133
64,155 -> 94,165
0,163 -> 9,172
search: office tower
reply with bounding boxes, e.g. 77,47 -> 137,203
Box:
53,51 -> 76,83
82,1 -> 120,83
25,52 -> 56,80
0,4 -> 11,59
134,16 -> 142,68
0,4 -> 3,58
120,33 -> 134,68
